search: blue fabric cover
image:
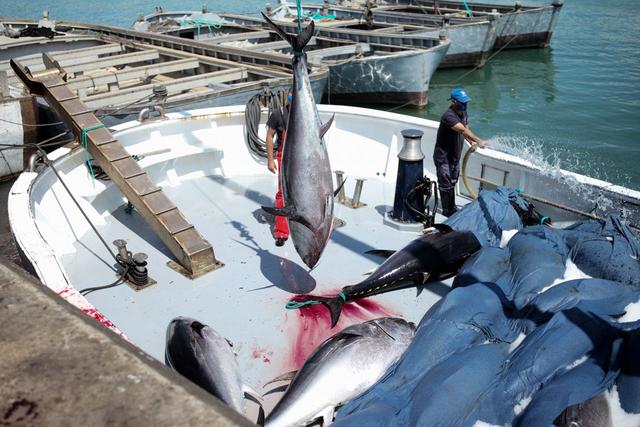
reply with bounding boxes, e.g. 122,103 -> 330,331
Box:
444,187 -> 530,247
334,212 -> 640,426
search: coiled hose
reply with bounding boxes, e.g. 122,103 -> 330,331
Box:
245,89 -> 284,158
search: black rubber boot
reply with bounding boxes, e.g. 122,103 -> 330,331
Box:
440,190 -> 458,217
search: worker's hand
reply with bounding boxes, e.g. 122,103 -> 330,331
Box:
268,158 -> 277,174
477,139 -> 488,149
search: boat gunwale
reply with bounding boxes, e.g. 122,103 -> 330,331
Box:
8,103 -> 640,349
268,3 -> 495,27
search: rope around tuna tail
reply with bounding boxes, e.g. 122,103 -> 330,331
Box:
285,292 -> 346,309
462,0 -> 473,17
296,0 -> 303,33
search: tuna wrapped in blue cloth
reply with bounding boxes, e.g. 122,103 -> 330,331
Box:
562,215 -> 640,288
333,207 -> 640,426
444,186 -> 545,247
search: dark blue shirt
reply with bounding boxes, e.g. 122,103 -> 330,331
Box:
266,105 -> 290,149
433,107 -> 468,165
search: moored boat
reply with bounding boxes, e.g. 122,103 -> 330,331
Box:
0,18 -> 329,116
376,0 -> 565,49
268,0 -> 498,68
142,6 -> 494,69
146,24 -> 449,107
0,17 -> 328,181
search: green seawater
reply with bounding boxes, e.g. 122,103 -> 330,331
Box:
2,0 -> 639,188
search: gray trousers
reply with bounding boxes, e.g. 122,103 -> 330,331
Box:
434,159 -> 460,192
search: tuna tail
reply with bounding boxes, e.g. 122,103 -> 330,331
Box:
256,406 -> 265,426
287,294 -> 345,328
261,12 -> 315,53
322,296 -> 345,328
242,384 -> 265,425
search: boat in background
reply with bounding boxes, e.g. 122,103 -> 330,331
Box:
141,6 -> 495,69
139,19 -> 449,107
267,0 -> 498,68
373,0 -> 565,49
0,16 -> 328,179
0,18 -> 328,118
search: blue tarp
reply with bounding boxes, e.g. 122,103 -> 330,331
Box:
444,187 -> 539,247
335,207 -> 640,426
563,215 -> 640,288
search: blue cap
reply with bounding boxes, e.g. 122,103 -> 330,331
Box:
449,88 -> 471,103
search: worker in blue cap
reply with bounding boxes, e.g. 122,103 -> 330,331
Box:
433,88 -> 487,217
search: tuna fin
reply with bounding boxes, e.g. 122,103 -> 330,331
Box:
317,406 -> 335,426
243,385 -> 265,425
372,322 -> 396,341
289,294 -> 345,328
243,384 -> 264,404
262,205 -> 295,218
433,223 -> 454,233
324,296 -> 345,328
365,249 -> 396,259
422,272 -> 431,284
262,205 -> 315,231
263,384 -> 289,397
263,370 -> 298,387
293,215 -> 315,231
333,176 -> 347,197
256,405 -> 265,426
261,12 -> 315,52
320,114 -> 335,139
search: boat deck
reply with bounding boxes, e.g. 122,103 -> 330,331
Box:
62,169 -> 447,407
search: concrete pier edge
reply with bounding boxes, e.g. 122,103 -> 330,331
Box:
0,257 -> 249,426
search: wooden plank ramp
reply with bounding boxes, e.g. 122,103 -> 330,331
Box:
10,59 -> 222,279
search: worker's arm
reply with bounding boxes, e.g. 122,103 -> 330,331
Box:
452,122 -> 487,148
266,127 -> 277,174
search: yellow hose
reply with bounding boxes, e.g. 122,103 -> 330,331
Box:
461,142 -> 479,199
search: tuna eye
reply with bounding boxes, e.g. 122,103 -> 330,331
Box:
190,321 -> 206,337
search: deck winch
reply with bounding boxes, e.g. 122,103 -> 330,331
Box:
113,239 -> 155,289
385,129 -> 438,231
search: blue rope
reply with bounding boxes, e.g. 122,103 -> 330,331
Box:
285,299 -> 321,309
285,291 -> 347,309
541,216 -> 549,225
462,0 -> 474,17
296,0 -> 302,34
81,124 -> 105,188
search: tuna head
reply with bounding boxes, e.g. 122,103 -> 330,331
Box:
553,394 -> 613,427
264,317 -> 415,427
165,317 -> 244,413
369,317 -> 416,346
